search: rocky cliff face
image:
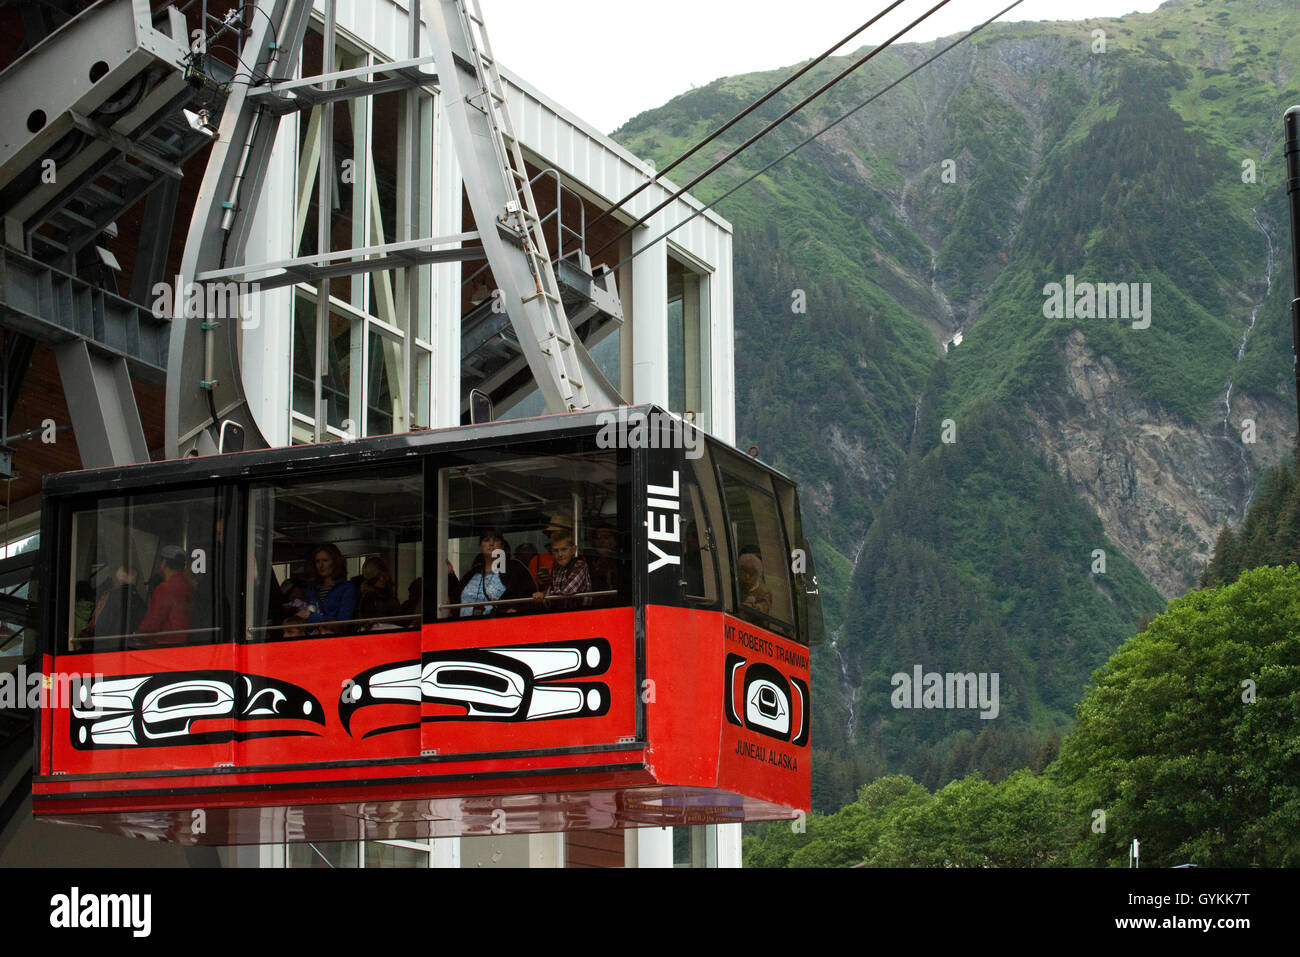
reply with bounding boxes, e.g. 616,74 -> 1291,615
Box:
816,11 -> 1293,598
1025,333 -> 1292,597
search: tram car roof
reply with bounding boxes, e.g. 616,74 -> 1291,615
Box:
41,404 -> 796,496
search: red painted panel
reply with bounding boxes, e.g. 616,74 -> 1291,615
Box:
643,605 -> 722,788
48,643 -> 236,775
714,614 -> 811,813
642,607 -> 809,814
35,604 -> 809,840
419,608 -> 636,756
238,631 -> 421,766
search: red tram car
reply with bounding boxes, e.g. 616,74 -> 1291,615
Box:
32,406 -> 820,844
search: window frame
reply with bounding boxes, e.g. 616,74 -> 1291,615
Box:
243,460 -> 426,643
713,451 -> 798,642
57,483 -> 239,655
428,437 -> 634,623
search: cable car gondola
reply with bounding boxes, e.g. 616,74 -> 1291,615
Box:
32,406 -> 820,844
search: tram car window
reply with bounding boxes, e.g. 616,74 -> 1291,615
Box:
437,449 -> 629,619
64,488 -> 230,653
716,454 -> 797,639
686,447 -> 728,605
246,464 -> 423,641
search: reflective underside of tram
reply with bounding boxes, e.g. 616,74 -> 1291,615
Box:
32,408 -> 815,844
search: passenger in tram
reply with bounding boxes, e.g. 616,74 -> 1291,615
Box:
528,522 -> 564,590
275,578 -> 309,639
737,547 -> 772,616
72,580 -> 96,637
279,576 -> 310,623
357,557 -> 403,630
448,528 -> 534,617
293,543 -> 357,635
589,524 -> 621,595
142,554 -> 166,604
349,556 -> 384,595
514,541 -> 539,573
136,545 -> 195,641
533,529 -> 592,610
400,577 -> 422,617
79,565 -> 143,641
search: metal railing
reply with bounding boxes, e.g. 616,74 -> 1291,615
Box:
440,589 -> 617,613
461,168 -> 588,294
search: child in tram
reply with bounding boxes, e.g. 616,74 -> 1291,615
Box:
533,529 -> 591,610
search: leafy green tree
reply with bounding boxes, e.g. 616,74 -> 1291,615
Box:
1053,565 -> 1300,867
788,775 -> 931,868
866,771 -> 1073,867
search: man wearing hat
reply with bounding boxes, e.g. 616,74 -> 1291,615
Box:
533,514 -> 592,611
137,544 -> 196,642
528,513 -> 573,587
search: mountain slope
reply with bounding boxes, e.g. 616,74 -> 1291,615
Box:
614,0 -> 1300,807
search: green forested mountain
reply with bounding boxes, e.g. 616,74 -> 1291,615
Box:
614,0 -> 1300,810
743,562 -> 1300,868
1202,460 -> 1300,585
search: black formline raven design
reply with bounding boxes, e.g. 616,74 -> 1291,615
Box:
70,671 -> 325,749
724,654 -> 809,746
340,637 -> 612,737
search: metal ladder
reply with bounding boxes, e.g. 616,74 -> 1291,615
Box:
452,0 -> 589,410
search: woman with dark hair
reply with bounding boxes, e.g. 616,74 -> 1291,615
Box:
448,528 -> 534,617
296,543 -> 357,634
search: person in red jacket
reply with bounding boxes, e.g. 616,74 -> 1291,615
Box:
137,545 -> 195,643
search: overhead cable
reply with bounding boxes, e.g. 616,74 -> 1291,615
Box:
608,0 -> 1027,275
591,0 -> 957,259
587,0 -> 909,233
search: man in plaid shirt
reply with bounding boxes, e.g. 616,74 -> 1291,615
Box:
533,530 -> 591,610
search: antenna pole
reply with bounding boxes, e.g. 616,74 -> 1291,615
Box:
1284,107 -> 1300,451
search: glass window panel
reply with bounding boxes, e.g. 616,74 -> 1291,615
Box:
719,462 -> 794,632
67,489 -> 228,652
369,268 -> 400,330
290,417 -> 315,446
438,450 -> 628,619
414,348 -> 431,429
589,327 -> 620,394
368,92 -> 402,286
247,464 -> 423,641
295,32 -> 364,305
667,281 -> 685,413
497,386 -> 546,422
366,327 -> 403,436
415,95 -> 434,343
326,93 -> 362,304
691,273 -> 711,431
288,841 -> 358,868
323,305 -> 355,431
682,472 -> 719,606
292,291 -> 316,420
364,841 -> 430,868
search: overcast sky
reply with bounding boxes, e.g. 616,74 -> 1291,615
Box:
477,0 -> 1168,134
